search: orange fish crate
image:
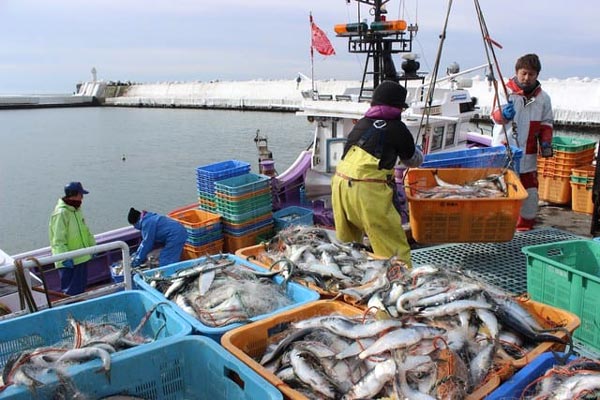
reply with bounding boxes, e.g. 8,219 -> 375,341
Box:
223,224 -> 274,253
221,299 -> 562,400
220,301 -> 373,400
181,239 -> 224,260
570,182 -> 594,214
538,173 -> 571,205
236,243 -> 340,298
404,168 -> 528,244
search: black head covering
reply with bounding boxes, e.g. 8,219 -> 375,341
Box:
371,80 -> 409,109
128,208 -> 141,225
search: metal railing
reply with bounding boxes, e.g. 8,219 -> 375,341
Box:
0,241 -> 132,290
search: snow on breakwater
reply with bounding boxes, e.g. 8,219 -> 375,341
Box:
99,77 -> 600,126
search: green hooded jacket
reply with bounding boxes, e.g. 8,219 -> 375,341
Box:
48,198 -> 96,268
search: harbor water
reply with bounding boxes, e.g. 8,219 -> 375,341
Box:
1,107 -> 595,256
0,107 -> 313,255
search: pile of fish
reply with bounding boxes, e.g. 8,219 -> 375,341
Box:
0,309 -> 158,394
252,263 -> 573,399
144,254 -> 293,327
523,357 -> 600,399
262,226 -> 399,299
412,172 -> 509,199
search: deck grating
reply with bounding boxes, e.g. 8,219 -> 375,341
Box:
410,227 -> 586,295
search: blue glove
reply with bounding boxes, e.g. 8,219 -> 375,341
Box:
502,101 -> 515,120
62,259 -> 74,269
540,142 -> 553,158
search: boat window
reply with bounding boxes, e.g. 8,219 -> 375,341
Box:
430,126 -> 444,151
445,124 -> 456,146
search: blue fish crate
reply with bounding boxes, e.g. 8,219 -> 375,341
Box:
0,291 -> 192,373
215,173 -> 271,196
273,206 -> 314,231
196,160 -> 251,194
486,352 -> 577,400
0,336 -> 282,400
133,254 -> 319,341
421,145 -> 522,173
196,159 -> 251,180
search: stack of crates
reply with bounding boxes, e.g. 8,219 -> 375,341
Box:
538,136 -> 596,204
214,172 -> 274,252
571,165 -> 596,214
169,208 -> 224,259
196,160 -> 251,212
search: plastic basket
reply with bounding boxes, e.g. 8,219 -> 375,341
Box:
421,145 -> 523,172
196,160 -> 251,195
0,336 -> 283,400
186,228 -> 224,246
570,182 -> 594,214
133,254 -> 319,341
181,239 -> 224,260
404,168 -> 528,243
216,193 -> 273,214
570,165 -> 596,184
486,352 -> 578,400
216,186 -> 272,202
223,213 -> 274,235
224,217 -> 274,236
235,244 -> 340,299
215,173 -> 271,196
168,208 -> 221,230
221,299 -> 510,400
196,159 -> 251,179
273,206 -> 314,231
538,174 -> 571,204
221,301 -> 365,400
551,136 -> 597,152
224,224 -> 274,253
220,203 -> 274,224
0,291 -> 192,372
523,239 -> 599,353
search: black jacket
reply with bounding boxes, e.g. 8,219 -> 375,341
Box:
342,117 -> 416,170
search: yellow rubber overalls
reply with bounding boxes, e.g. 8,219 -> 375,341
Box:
331,141 -> 412,267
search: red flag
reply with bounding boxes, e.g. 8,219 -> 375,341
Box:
310,14 -> 335,56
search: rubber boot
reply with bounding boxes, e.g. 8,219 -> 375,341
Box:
516,216 -> 535,232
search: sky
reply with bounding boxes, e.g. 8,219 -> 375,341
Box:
0,0 -> 598,94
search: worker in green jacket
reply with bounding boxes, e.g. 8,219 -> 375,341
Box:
49,181 -> 96,295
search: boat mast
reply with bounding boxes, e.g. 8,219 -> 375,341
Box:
336,0 -> 421,101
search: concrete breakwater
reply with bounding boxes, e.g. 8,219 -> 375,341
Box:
97,77 -> 600,128
5,77 -> 600,128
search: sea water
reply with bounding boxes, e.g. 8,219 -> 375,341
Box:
0,107 -> 313,254
1,107 -> 595,255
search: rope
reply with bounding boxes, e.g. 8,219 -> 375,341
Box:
473,0 -> 515,169
415,0 -> 453,148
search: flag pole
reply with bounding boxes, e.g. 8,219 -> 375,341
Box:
309,12 -> 315,98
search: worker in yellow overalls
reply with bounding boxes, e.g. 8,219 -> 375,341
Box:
331,81 -> 423,267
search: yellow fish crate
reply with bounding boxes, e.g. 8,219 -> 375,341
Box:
405,168 -> 528,243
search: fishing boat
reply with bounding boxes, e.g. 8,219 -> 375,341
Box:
264,0 -> 509,226
1,3 -> 600,399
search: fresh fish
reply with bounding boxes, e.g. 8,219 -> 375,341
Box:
289,348 -> 336,399
358,328 -> 423,359
342,359 -> 396,400
335,338 -> 376,360
198,269 -> 216,296
418,299 -> 492,318
321,317 -> 404,339
260,328 -> 316,365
